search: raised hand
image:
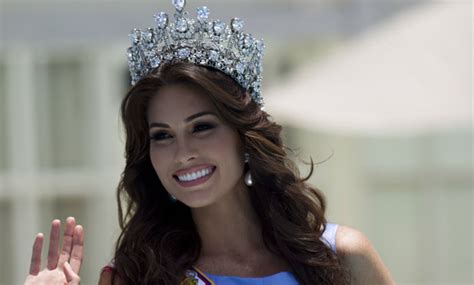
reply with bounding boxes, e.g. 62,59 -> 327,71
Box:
24,217 -> 84,285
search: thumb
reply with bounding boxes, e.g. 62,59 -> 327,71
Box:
63,261 -> 81,285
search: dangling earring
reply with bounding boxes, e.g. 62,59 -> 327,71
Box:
169,193 -> 177,202
244,152 -> 253,186
245,171 -> 253,186
244,152 -> 250,164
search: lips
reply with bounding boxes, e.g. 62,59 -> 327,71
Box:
173,164 -> 215,177
173,166 -> 216,187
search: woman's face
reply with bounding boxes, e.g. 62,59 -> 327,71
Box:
147,85 -> 246,208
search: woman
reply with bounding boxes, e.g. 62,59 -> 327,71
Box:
24,1 -> 395,284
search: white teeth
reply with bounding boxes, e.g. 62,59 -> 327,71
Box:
177,167 -> 213,182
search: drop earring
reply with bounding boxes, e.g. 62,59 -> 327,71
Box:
244,171 -> 253,186
244,152 -> 253,186
169,193 -> 177,202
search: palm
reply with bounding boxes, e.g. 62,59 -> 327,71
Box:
25,268 -> 67,283
24,217 -> 84,285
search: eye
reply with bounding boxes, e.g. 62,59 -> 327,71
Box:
150,132 -> 172,141
193,123 -> 215,133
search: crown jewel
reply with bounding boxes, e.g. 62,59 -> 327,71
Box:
126,0 -> 265,107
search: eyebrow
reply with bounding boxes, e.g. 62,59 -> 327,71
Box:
149,111 -> 217,129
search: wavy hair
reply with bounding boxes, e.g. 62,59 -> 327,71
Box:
111,62 -> 350,284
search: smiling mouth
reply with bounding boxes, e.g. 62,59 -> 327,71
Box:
173,166 -> 216,187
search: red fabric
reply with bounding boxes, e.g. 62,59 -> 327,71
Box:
101,265 -> 114,273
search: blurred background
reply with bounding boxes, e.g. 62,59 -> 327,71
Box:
0,0 -> 472,284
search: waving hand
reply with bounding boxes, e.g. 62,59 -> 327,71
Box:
24,217 -> 84,285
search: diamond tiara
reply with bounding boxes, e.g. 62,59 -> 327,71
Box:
126,0 -> 265,107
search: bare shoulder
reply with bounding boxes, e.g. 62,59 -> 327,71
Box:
335,225 -> 396,285
336,225 -> 374,255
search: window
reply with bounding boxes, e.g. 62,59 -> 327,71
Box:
36,57 -> 88,168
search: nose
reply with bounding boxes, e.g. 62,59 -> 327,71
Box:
174,138 -> 198,164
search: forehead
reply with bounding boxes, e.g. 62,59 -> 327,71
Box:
147,85 -> 215,121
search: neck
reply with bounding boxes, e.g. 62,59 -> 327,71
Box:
191,182 -> 264,257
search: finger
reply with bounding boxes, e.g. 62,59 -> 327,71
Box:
63,261 -> 81,285
47,219 -> 61,270
29,233 -> 44,275
69,225 -> 84,274
58,217 -> 76,267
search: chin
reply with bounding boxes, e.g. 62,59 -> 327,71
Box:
176,191 -> 218,208
180,198 -> 214,208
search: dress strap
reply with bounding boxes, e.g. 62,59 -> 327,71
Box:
321,222 -> 338,253
180,266 -> 215,285
101,259 -> 114,272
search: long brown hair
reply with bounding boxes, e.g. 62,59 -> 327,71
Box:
112,62 -> 350,284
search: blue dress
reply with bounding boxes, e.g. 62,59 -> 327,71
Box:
192,223 -> 339,285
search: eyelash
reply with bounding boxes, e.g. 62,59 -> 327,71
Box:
150,123 -> 215,141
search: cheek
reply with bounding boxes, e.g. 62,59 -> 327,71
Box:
149,147 -> 169,178
209,131 -> 243,170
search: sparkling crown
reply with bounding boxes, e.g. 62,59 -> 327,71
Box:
126,0 -> 265,107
